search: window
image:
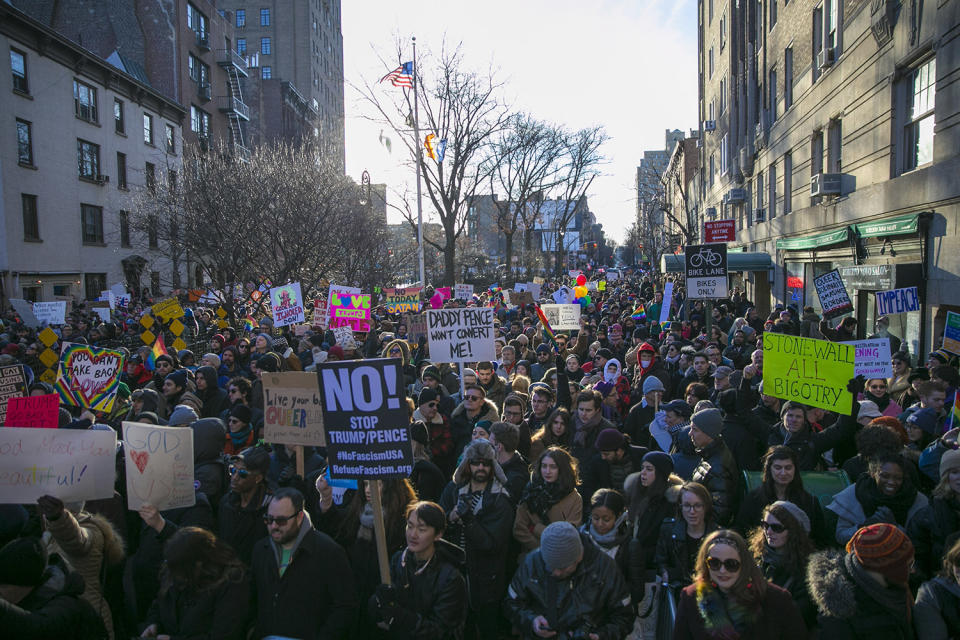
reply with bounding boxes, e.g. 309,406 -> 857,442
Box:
16,119 -> 33,166
708,48 -> 714,77
811,129 -> 824,191
116,152 -> 127,189
262,66 -> 272,79
145,162 -> 156,195
191,105 -> 211,138
783,152 -> 793,214
720,133 -> 729,175
756,169 -> 765,213
709,153 -> 715,186
119,210 -> 131,247
812,5 -> 823,82
81,204 -> 104,244
719,77 -> 726,114
143,113 -> 154,145
770,0 -> 777,28
827,118 -> 842,173
237,39 -> 246,55
236,8 -> 245,27
902,58 -> 936,172
187,3 -> 208,38
709,99 -> 715,121
11,48 -> 28,93
709,0 -> 713,23
769,162 -> 777,218
73,79 -> 98,122
148,215 -> 159,249
261,37 -> 271,55
260,8 -> 271,25
85,274 -> 107,301
825,0 -> 838,51
784,47 -> 794,110
720,14 -> 726,51
151,272 -> 161,296
769,66 -> 778,122
114,99 -> 125,133
166,124 -> 176,153
77,139 -> 100,179
22,194 -> 39,241
188,54 -> 210,87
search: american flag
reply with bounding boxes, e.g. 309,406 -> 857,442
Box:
381,62 -> 414,88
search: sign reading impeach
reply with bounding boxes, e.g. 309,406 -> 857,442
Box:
762,333 -> 855,413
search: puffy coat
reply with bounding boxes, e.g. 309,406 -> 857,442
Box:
914,576 -> 960,639
195,365 -> 230,418
513,488 -> 583,552
505,533 -> 633,640
191,418 -> 228,507
826,482 -> 928,546
906,495 -> 960,580
144,570 -> 250,640
768,416 -> 857,471
691,437 -> 741,526
672,580 -> 806,640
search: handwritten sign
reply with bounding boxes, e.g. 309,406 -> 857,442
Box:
327,284 -> 360,316
0,427 -> 117,503
270,282 -> 306,327
330,292 -> 371,332
763,333 -> 855,413
511,290 -> 535,306
842,339 -> 893,378
332,325 -> 354,346
943,311 -> 960,355
382,287 -> 422,314
0,365 -> 28,426
54,344 -> 125,412
263,372 -> 326,446
540,304 -> 581,331
151,297 -> 185,321
4,394 -> 59,429
875,287 -> 920,316
526,282 -> 542,300
123,422 -> 195,511
660,282 -> 675,325
454,284 -> 474,301
318,359 -> 413,480
426,308 -> 495,362
32,301 -> 66,325
10,299 -> 39,328
552,286 -> 575,304
814,269 -> 853,320
407,313 -> 428,344
311,299 -> 329,330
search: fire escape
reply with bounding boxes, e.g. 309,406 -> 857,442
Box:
216,49 -> 250,161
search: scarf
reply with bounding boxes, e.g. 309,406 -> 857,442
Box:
520,480 -> 567,521
694,579 -> 759,640
573,410 -> 603,447
228,423 -> 252,447
854,474 -> 918,525
844,553 -> 913,623
583,513 -> 630,557
867,391 -> 891,412
604,359 -> 622,384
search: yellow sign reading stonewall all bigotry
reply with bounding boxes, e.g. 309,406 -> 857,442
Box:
762,333 -> 855,413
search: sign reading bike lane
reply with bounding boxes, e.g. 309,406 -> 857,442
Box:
685,243 -> 728,299
317,358 -> 413,480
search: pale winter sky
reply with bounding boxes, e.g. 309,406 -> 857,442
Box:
341,0 -> 699,244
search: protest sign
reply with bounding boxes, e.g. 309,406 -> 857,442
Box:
814,269 -> 853,320
597,280 -> 606,291
33,301 -> 66,325
568,270 -> 582,279
0,365 -> 28,426
407,313 -> 429,344
426,308 -> 496,362
263,372 -> 326,446
429,287 -> 453,309
332,325 -> 354,346
123,422 -> 195,511
330,291 -> 371,332
514,283 -> 527,292
54,343 -> 124,412
454,284 -> 473,301
660,282 -> 675,324
10,299 -> 39,328
99,291 -> 116,310
875,287 -> 920,316
324,466 -> 358,505
327,284 -> 360,314
151,297 -> 184,320
382,287 -> 422,314
586,281 -> 598,292
842,339 -> 893,378
540,304 -> 581,331
4,394 -> 59,429
270,282 -> 306,327
311,299 -> 329,330
606,271 -> 620,281
511,290 -> 535,306
685,243 -> 728,299
943,311 -> 960,355
317,359 -> 414,480
0,427 -> 116,503
91,305 -> 111,323
526,282 -> 542,300
551,286 -> 575,304
762,333 -> 855,413
533,276 -> 545,285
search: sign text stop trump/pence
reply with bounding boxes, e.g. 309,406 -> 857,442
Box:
763,333 -> 855,413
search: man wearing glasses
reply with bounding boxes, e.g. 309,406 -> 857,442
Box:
449,384 -> 500,461
413,387 -> 455,477
251,488 -> 357,640
218,446 -> 272,564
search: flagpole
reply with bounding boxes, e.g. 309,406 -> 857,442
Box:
412,36 -> 426,287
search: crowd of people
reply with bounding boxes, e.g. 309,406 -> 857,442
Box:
1,273 -> 959,640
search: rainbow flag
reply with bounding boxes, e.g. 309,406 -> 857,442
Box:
631,303 -> 646,321
243,315 -> 257,332
145,334 -> 168,371
534,304 -> 560,354
949,389 -> 960,432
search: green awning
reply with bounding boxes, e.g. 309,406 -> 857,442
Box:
854,213 -> 919,238
660,252 -> 773,273
775,227 -> 850,250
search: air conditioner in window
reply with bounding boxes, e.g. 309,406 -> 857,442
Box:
703,120 -> 716,131
706,207 -> 717,220
95,175 -> 110,185
754,208 -> 766,222
810,173 -> 842,196
817,47 -> 835,69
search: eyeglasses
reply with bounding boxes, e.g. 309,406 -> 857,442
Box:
228,417 -> 243,424
228,466 -> 250,478
470,459 -> 492,467
464,395 -> 482,401
681,503 -> 704,512
238,344 -> 248,349
263,511 -> 301,525
706,557 -> 742,572
426,402 -> 438,408
760,521 -> 786,533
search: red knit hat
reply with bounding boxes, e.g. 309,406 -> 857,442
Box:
846,523 -> 914,586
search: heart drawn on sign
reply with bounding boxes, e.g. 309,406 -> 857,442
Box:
61,346 -> 122,407
130,450 -> 150,474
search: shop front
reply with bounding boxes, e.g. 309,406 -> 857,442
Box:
660,251 -> 774,316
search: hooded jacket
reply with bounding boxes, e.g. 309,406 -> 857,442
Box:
630,342 -> 673,403
195,365 -> 230,418
217,483 -> 272,565
191,418 -> 228,508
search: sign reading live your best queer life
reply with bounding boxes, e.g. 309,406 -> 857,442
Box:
54,344 -> 125,413
814,269 -> 854,320
317,358 -> 413,480
0,364 -> 28,426
875,286 -> 920,316
382,287 -> 422,314
763,333 -> 855,413
269,282 -> 306,327
262,372 -> 326,446
0,427 -> 117,504
123,422 -> 195,511
426,307 -> 496,362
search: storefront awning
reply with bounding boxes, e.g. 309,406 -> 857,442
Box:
660,252 -> 773,273
775,227 -> 850,251
854,213 -> 919,238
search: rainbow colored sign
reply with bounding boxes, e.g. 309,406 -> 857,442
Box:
269,282 -> 305,327
329,292 -> 371,332
54,343 -> 125,412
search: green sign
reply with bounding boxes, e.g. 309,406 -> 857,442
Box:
776,227 -> 850,251
854,213 -> 919,239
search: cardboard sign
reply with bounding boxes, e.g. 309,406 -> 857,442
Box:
54,343 -> 125,412
659,282 -> 675,325
426,308 -> 496,362
685,243 -> 728,299
407,313 -> 429,344
0,427 -> 117,503
33,301 -> 66,325
511,290 -> 535,306
10,299 -> 40,328
704,219 -> 736,243
317,359 -> 414,480
329,291 -> 371,332
270,282 -> 306,327
526,282 -> 542,300
0,365 -> 28,426
332,325 -> 354,346
263,372 -> 326,446
151,297 -> 184,320
814,269 -> 853,320
552,286 -> 575,304
99,291 -> 116,310
606,271 -> 620,282
382,287 -> 422,314
875,287 -> 920,316
311,299 -> 330,330
762,333 -> 855,413
943,311 -> 960,355
540,304 -> 582,331
123,422 -> 195,511
4,394 -> 59,429
454,284 -> 474,301
843,339 -> 893,378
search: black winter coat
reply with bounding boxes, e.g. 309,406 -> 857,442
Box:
914,576 -> 960,639
580,444 -> 648,504
217,486 -> 272,565
691,437 -> 741,526
734,486 -> 828,545
653,517 -> 717,585
907,495 -> 960,580
500,453 -> 530,507
768,416 -> 857,471
144,571 -> 250,639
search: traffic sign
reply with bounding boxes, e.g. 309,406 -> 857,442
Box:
685,243 -> 728,299
704,219 -> 736,243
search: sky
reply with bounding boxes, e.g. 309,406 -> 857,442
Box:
340,0 -> 699,244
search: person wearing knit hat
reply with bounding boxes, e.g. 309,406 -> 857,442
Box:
926,349 -> 951,369
418,387 -> 439,407
856,400 -> 883,424
641,450 -> 674,481
690,407 -> 725,442
538,521 -> 583,572
224,403 -> 255,455
690,407 -> 740,525
412,379 -> 456,477
594,428 -> 625,452
940,447 -> 960,480
168,404 -> 199,426
769,500 -> 811,533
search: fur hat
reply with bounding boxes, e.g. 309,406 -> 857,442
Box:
452,438 -> 507,486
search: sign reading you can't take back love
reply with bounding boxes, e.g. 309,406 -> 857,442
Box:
762,333 -> 855,413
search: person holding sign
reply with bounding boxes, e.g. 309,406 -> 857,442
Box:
767,383 -> 860,472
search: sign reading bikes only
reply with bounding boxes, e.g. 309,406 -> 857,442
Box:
685,243 -> 728,299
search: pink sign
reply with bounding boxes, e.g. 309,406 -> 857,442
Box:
430,287 -> 452,309
329,292 -> 371,332
4,394 -> 60,428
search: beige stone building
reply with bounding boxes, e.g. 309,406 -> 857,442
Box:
691,0 -> 960,355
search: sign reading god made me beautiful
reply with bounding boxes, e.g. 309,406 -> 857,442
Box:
426,308 -> 496,362
762,333 -> 855,413
684,243 -> 728,299
123,422 -> 195,511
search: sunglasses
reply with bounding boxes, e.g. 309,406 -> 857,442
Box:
760,521 -> 786,533
426,402 -> 438,408
228,466 -> 250,478
263,511 -> 301,525
464,395 -> 482,401
469,459 -> 492,467
706,557 -> 742,572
